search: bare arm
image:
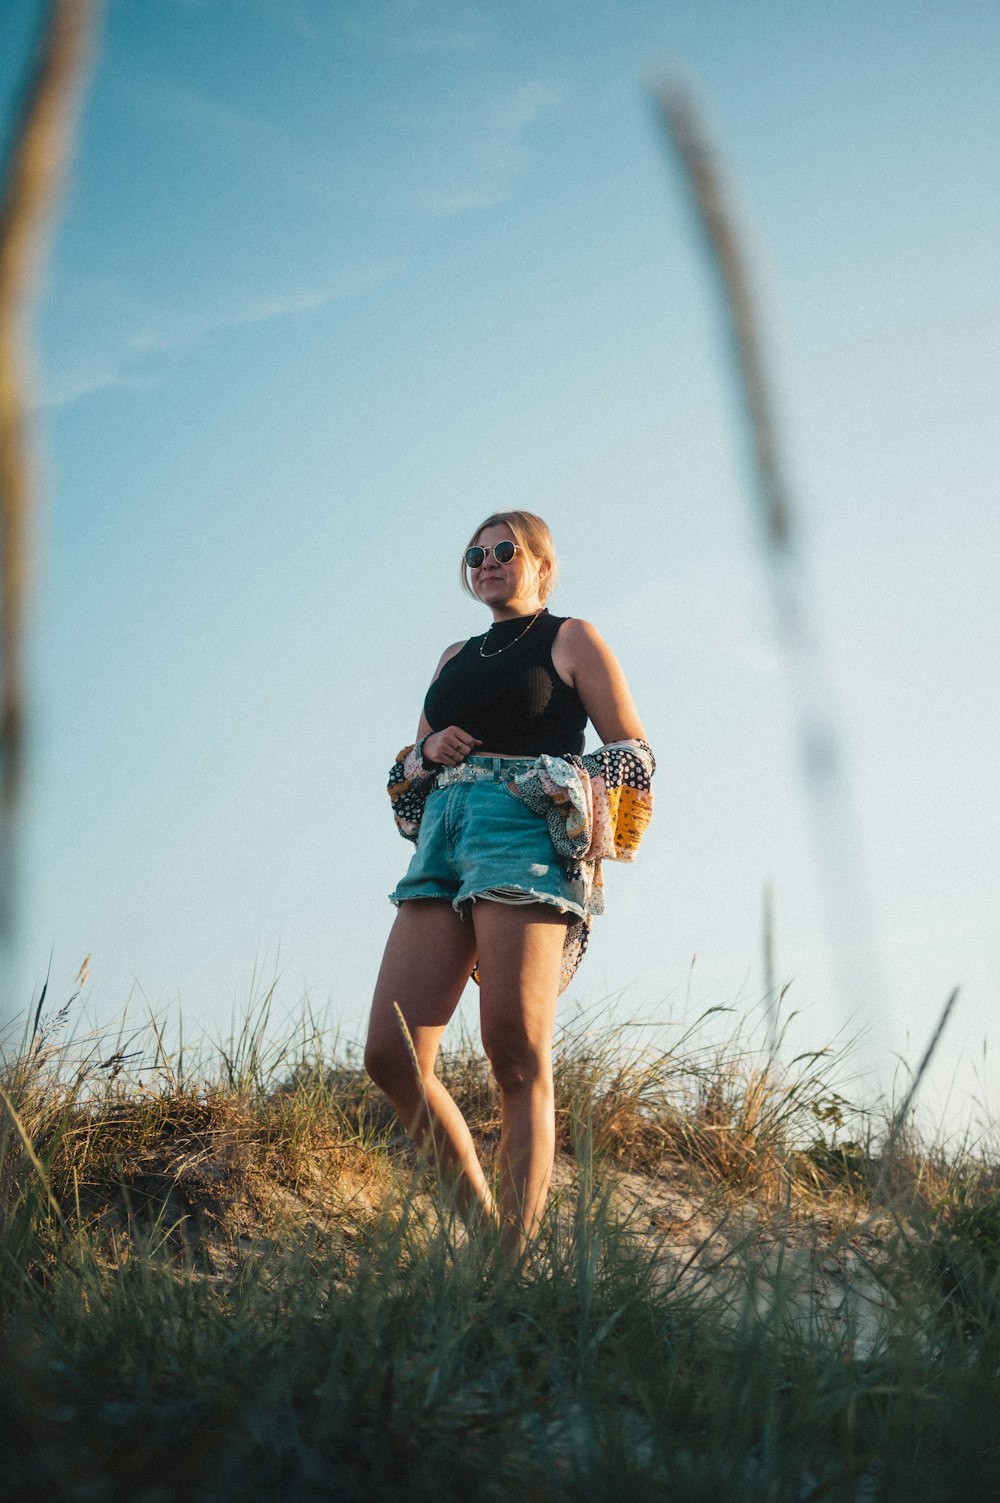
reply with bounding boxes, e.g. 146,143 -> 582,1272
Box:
551,619 -> 647,746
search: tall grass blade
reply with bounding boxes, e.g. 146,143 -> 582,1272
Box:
0,1078 -> 65,1225
653,78 -> 886,1059
878,986 -> 961,1195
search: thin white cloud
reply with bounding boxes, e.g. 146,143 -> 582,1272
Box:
126,287 -> 335,354
424,189 -> 505,214
384,22 -> 488,54
247,0 -> 323,43
134,38 -> 560,216
347,2 -> 494,55
38,268 -> 388,410
145,82 -> 279,156
416,77 -> 566,213
36,361 -> 159,411
171,0 -> 326,42
489,79 -> 562,137
126,77 -> 355,204
124,77 -> 320,195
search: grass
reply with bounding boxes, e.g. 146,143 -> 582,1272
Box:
3,984 -> 1000,1501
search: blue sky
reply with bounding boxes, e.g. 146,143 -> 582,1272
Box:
3,0 -> 998,1128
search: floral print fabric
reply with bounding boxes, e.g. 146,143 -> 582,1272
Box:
386,737 -> 655,993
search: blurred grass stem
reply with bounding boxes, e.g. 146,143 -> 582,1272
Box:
0,0 -> 98,974
654,79 -> 886,1059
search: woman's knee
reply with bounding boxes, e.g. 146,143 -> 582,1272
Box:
364,1032 -> 425,1100
483,1029 -> 550,1096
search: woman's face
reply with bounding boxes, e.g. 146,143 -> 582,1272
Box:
470,524 -> 548,615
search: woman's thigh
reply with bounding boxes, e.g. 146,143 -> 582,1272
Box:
367,899 -> 477,1077
471,901 -> 568,1070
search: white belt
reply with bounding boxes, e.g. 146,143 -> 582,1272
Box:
433,755 -> 535,787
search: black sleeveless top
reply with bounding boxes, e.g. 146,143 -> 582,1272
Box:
423,610 -> 587,756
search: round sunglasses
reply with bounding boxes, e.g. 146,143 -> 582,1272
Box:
465,541 -> 520,569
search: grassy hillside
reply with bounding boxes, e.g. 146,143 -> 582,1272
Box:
3,987 -> 1000,1501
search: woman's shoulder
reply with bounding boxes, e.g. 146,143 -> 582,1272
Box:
550,618 -> 607,689
432,638 -> 471,676
551,617 -> 623,673
552,617 -> 605,652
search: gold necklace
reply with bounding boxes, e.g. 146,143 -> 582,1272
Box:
479,608 -> 544,659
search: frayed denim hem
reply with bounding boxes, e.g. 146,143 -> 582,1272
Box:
463,885 -> 588,922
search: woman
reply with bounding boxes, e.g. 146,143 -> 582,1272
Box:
365,511 -> 653,1251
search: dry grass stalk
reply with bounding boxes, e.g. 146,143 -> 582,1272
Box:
4,1047 -> 393,1260
0,0 -> 98,947
3,988 -> 989,1311
7,999 -> 995,1497
882,988 -> 961,1166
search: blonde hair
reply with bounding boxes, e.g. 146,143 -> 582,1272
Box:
460,510 -> 559,603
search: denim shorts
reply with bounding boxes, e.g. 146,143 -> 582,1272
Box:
389,756 -> 590,921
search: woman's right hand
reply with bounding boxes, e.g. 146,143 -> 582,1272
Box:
423,726 -> 482,767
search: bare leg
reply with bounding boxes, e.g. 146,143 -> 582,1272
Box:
473,901 -> 567,1252
364,900 -> 493,1223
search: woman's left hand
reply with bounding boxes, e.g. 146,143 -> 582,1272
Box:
423,725 -> 482,767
